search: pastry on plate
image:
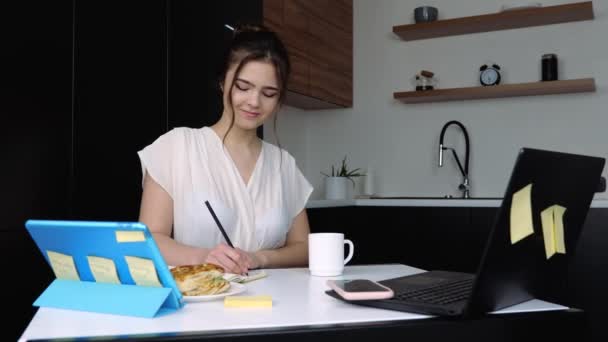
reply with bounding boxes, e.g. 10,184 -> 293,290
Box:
170,263 -> 231,296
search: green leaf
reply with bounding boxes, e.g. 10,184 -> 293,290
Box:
322,155 -> 366,180
346,168 -> 362,177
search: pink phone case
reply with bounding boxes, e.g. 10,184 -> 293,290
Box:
327,280 -> 394,300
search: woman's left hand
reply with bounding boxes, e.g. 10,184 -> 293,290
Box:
236,248 -> 263,270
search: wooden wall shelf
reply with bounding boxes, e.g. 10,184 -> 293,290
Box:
393,1 -> 594,41
394,78 -> 596,104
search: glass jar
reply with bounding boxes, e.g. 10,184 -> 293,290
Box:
412,74 -> 437,91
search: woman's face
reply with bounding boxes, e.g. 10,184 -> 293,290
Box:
223,60 -> 280,132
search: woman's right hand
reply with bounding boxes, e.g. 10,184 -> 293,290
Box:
205,243 -> 250,274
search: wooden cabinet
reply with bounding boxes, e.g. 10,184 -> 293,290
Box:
263,0 -> 353,109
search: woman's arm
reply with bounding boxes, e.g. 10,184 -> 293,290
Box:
139,173 -> 250,274
139,173 -> 210,266
253,209 -> 310,268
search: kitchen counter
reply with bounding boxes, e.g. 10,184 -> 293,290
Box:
307,198 -> 608,208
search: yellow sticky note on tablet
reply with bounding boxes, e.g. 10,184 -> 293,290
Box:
87,256 -> 121,284
541,205 -> 567,259
116,231 -> 145,243
47,251 -> 80,281
510,183 -> 534,244
124,256 -> 162,287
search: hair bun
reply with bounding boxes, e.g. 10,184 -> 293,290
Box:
233,23 -> 269,36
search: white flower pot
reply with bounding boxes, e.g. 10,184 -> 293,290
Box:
324,177 -> 352,200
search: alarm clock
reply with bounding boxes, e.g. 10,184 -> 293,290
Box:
479,64 -> 501,86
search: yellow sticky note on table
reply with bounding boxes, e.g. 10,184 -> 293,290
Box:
47,251 -> 80,281
87,256 -> 121,284
541,205 -> 567,259
510,183 -> 534,244
224,295 -> 273,308
124,256 -> 162,287
116,230 -> 145,243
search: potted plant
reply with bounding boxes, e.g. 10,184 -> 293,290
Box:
321,156 -> 365,200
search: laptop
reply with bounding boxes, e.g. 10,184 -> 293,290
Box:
326,148 -> 605,317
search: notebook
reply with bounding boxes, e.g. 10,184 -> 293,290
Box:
25,220 -> 184,317
326,147 -> 605,317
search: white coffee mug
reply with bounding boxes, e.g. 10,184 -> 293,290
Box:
308,233 -> 354,276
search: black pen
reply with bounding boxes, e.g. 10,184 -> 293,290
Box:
204,200 -> 248,275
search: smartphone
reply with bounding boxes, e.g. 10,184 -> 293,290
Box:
327,279 -> 394,300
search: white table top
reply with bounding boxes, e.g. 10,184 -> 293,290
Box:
19,264 -> 568,341
306,198 -> 608,208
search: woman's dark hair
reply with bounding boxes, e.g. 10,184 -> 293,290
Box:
218,24 -> 290,144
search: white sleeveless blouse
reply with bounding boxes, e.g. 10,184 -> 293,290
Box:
138,127 -> 313,252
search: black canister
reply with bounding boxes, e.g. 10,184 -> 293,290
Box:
541,53 -> 558,81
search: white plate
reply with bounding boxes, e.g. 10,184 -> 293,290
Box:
182,282 -> 246,302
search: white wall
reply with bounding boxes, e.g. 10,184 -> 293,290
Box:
266,0 -> 608,200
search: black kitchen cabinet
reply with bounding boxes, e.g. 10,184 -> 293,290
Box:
1,1 -> 73,232
168,0 -> 262,130
71,0 -> 168,220
308,206 -> 475,270
567,208 -> 608,342
0,230 -> 54,341
365,206 -> 473,270
3,1 -> 263,339
71,0 -> 263,220
308,204 -> 608,342
1,2 -> 72,338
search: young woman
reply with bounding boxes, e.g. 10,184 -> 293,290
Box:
137,25 -> 312,275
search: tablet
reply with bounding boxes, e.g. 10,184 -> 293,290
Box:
25,219 -> 183,316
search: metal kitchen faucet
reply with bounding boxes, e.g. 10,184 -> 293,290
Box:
438,120 -> 470,199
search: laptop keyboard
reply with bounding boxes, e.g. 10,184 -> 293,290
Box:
394,278 -> 473,305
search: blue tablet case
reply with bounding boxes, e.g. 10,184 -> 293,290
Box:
25,220 -> 184,318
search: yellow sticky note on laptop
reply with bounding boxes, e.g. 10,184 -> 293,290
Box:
124,256 -> 162,287
510,183 -> 534,244
47,251 -> 80,281
541,205 -> 567,259
87,256 -> 121,284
